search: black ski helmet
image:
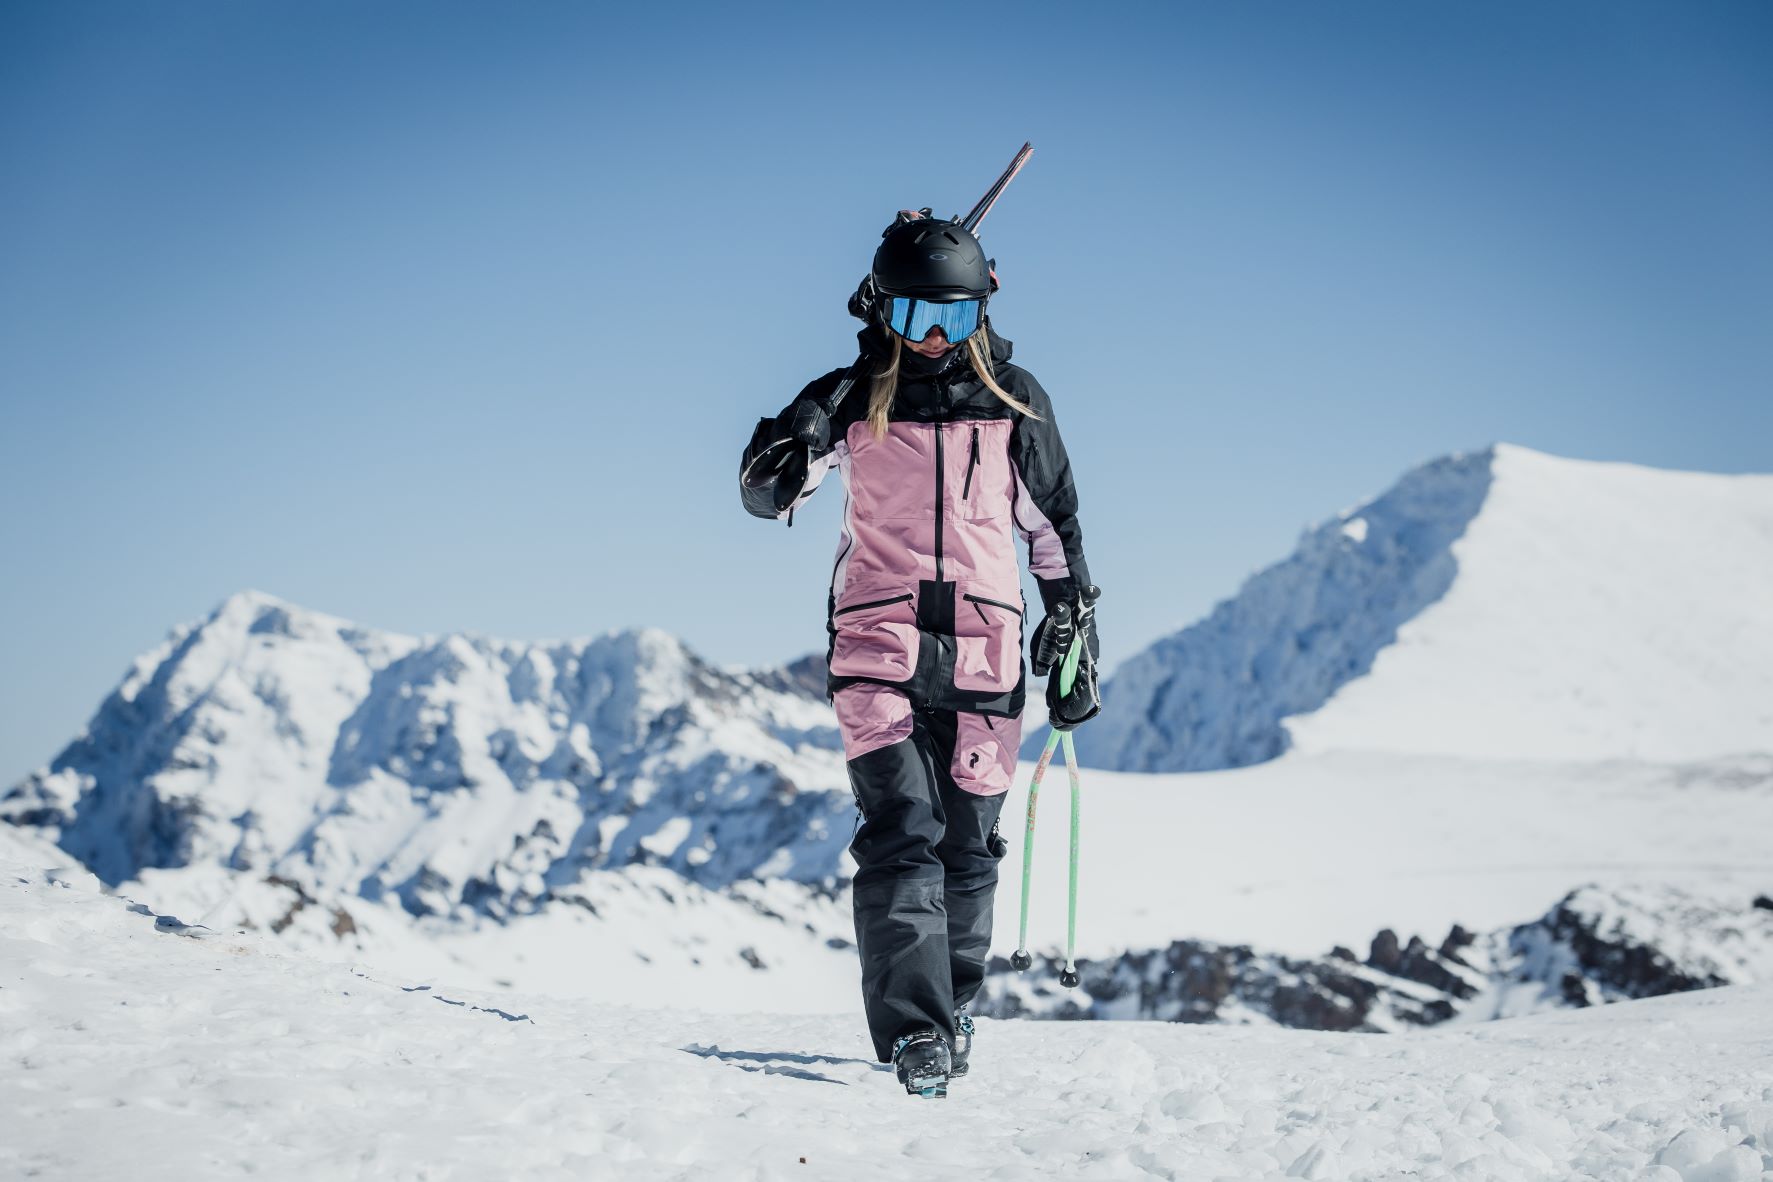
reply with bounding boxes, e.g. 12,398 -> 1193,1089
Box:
871,211 -> 992,300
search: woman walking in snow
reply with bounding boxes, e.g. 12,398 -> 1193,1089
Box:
740,209 -> 1099,1097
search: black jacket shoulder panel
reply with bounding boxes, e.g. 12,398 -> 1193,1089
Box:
1004,364 -> 1092,607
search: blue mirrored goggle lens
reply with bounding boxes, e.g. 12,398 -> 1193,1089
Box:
887,297 -> 981,343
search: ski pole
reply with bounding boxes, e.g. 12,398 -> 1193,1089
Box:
1009,728 -> 1061,972
1058,728 -> 1082,987
1009,619 -> 1088,986
1055,627 -> 1086,988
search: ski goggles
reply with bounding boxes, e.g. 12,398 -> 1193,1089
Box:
886,296 -> 981,344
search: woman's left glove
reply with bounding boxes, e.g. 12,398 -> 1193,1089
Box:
1032,585 -> 1101,730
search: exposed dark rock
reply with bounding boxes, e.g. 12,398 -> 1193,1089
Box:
980,935 -> 1456,1033
1515,886 -> 1735,1001
980,884 -> 1773,1033
1440,923 -> 1476,960
1383,933 -> 1482,1000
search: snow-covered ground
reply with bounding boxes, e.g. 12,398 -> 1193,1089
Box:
996,749 -> 1773,960
93,745 -> 1773,1012
6,839 -> 1773,1182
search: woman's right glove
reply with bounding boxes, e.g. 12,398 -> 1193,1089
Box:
1031,585 -> 1101,730
740,400 -> 832,518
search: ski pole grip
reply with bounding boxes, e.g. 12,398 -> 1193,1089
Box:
1058,618 -> 1085,698
1033,601 -> 1071,675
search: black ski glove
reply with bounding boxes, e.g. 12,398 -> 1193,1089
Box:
1031,585 -> 1100,676
1046,652 -> 1100,731
740,400 -> 832,519
1031,585 -> 1102,731
782,399 -> 831,452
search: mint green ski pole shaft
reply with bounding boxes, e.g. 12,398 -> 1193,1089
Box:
1056,629 -> 1085,987
1010,625 -> 1087,978
1011,729 -> 1062,968
1060,729 -> 1082,983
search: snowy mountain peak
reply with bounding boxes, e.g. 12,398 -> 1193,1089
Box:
2,593 -> 849,914
1064,444 -> 1495,771
1071,444 -> 1773,771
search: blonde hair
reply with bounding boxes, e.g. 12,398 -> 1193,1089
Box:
865,326 -> 1040,439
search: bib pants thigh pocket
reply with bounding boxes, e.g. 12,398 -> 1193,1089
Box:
830,589 -> 919,683
953,585 -> 1024,695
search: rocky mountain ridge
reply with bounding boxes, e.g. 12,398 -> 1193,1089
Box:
1,590 -> 852,922
981,883 -> 1773,1031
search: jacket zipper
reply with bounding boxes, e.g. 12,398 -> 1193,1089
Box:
834,592 -> 914,616
962,426 -> 979,501
933,378 -> 948,583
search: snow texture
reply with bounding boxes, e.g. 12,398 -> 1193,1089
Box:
1069,444 -> 1773,771
5,849 -> 1773,1182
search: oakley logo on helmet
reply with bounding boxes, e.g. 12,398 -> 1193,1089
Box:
927,252 -> 949,261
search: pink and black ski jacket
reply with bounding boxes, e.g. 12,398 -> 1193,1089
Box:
744,327 -> 1092,719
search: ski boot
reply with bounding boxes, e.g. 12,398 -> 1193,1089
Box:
949,1006 -> 975,1079
891,1030 -> 952,1098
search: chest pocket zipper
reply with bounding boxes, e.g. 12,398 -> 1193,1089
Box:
962,426 -> 980,501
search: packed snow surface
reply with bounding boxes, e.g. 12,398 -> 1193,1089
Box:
6,849 -> 1773,1182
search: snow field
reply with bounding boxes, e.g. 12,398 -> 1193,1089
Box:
993,750 -> 1773,961
1079,444 -> 1773,774
6,846 -> 1773,1182
98,748 -> 1773,1014
1284,445 -> 1773,763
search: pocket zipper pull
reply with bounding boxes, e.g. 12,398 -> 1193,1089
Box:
962,426 -> 980,500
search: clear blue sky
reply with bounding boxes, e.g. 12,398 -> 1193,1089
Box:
4,0 -> 1770,786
